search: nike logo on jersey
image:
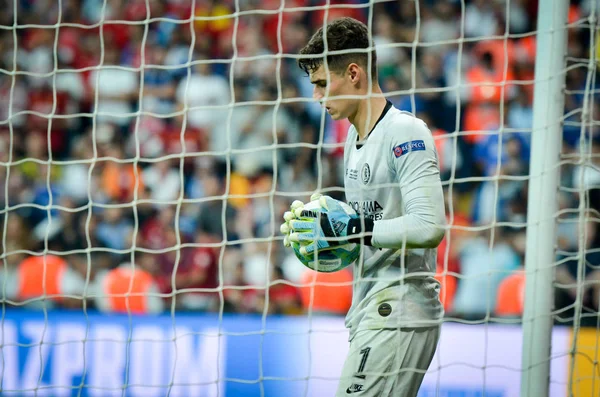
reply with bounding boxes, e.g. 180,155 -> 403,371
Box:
393,139 -> 426,158
346,383 -> 364,394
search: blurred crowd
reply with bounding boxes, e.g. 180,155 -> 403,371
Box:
0,0 -> 599,324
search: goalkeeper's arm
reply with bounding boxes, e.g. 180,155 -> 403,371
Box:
368,174 -> 446,249
368,118 -> 447,250
283,131 -> 446,251
309,175 -> 445,251
282,176 -> 445,255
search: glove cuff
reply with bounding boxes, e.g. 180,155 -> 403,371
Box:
347,217 -> 375,246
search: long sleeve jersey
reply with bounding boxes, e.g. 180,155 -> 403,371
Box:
343,102 -> 447,339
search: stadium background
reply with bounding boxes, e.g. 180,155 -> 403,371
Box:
0,0 -> 599,396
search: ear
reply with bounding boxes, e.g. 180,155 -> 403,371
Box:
347,63 -> 361,85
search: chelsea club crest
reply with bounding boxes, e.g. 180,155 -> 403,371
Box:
361,163 -> 371,184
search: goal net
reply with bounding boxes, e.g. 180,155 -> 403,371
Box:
0,0 -> 598,396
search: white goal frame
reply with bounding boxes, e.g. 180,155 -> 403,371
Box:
522,0 -> 569,395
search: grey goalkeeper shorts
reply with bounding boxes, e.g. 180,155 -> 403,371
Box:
335,326 -> 440,397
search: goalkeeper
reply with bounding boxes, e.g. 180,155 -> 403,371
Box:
281,17 -> 447,397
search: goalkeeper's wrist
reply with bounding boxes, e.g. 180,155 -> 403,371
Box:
347,217 -> 375,246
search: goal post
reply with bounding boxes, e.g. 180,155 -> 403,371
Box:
521,0 -> 569,395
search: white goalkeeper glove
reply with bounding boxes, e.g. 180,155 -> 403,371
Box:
281,193 -> 374,256
280,198 -> 305,248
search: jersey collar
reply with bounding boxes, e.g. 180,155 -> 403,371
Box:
355,100 -> 393,149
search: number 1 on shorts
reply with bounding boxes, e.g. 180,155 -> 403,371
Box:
356,347 -> 371,379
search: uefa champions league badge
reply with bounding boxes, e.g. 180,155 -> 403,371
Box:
393,140 -> 426,158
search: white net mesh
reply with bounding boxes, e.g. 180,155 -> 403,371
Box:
0,0 -> 599,396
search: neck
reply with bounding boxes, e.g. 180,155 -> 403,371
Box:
348,87 -> 388,140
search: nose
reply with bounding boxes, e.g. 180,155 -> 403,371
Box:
313,86 -> 324,103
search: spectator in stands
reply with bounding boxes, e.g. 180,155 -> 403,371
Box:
2,0 -> 596,322
99,141 -> 146,203
94,256 -> 165,314
14,254 -> 87,310
223,260 -> 261,314
495,270 -> 526,318
71,32 -> 101,95
142,159 -> 182,204
563,66 -> 589,149
573,136 -> 600,196
58,134 -> 95,204
555,137 -> 600,319
151,228 -> 220,311
382,0 -> 417,45
298,268 -> 353,315
417,51 -> 452,131
141,40 -> 178,115
20,25 -> 54,92
507,86 -> 534,152
133,100 -> 209,171
419,112 -> 463,181
55,50 -> 87,122
120,24 -> 144,67
472,134 -> 528,225
19,131 -> 52,181
50,197 -> 84,252
494,227 -> 527,318
139,205 -> 176,251
372,13 -> 403,83
231,22 -> 277,83
96,206 -> 134,252
0,214 -> 33,305
465,0 -> 498,39
437,186 -> 472,276
89,40 -> 139,130
554,210 -> 600,319
77,212 -> 103,251
26,78 -> 72,157
164,25 -> 194,79
176,237 -> 220,311
0,34 -> 27,128
452,227 -> 522,320
19,135 -> 63,228
266,266 -> 303,315
175,53 -> 230,151
464,51 -> 510,147
276,82 -> 319,194
219,81 -> 301,174
420,1 -> 459,48
196,160 -> 240,243
243,241 -> 275,290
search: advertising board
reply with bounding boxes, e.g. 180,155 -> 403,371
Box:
0,311 -> 572,396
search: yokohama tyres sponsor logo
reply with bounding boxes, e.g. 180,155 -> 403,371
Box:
347,201 -> 383,218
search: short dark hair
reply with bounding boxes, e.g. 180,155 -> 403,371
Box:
298,17 -> 377,80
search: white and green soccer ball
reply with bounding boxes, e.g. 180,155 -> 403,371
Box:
289,198 -> 360,273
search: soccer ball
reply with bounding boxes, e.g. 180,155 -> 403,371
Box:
290,199 -> 360,273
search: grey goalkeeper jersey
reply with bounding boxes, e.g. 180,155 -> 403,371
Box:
343,103 -> 446,339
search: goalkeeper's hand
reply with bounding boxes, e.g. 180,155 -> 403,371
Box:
280,199 -> 305,249
280,193 -> 374,256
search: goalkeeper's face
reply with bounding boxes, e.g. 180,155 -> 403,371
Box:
310,64 -> 359,120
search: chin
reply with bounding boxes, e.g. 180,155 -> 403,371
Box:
328,110 -> 342,120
